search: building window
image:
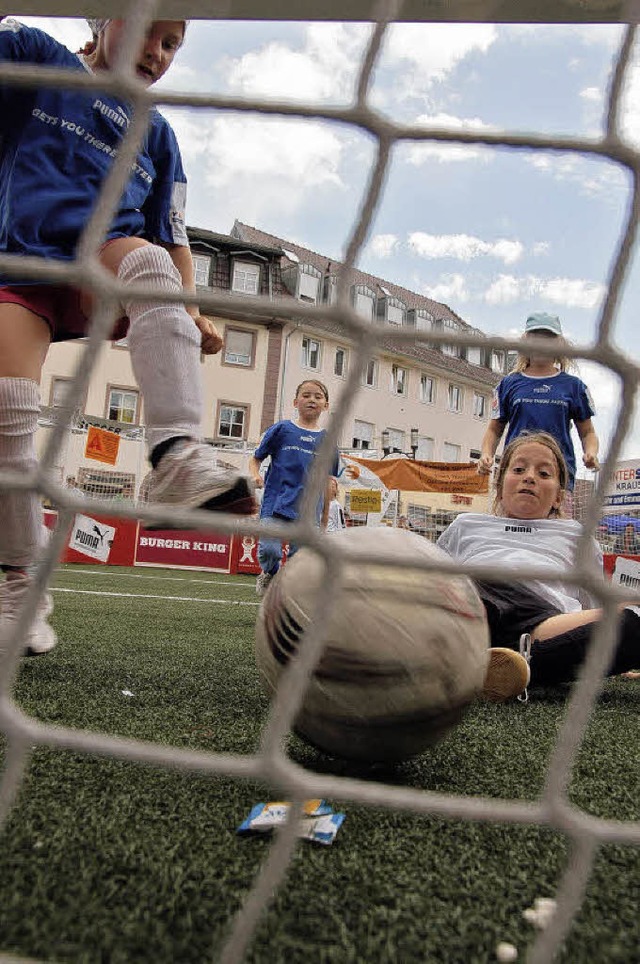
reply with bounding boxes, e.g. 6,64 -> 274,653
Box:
448,384 -> 463,413
473,392 -> 487,418
193,253 -> 212,288
218,403 -> 247,440
107,387 -> 139,424
224,328 -> 255,368
334,347 -> 348,378
301,336 -> 321,370
469,448 -> 481,461
353,419 -> 373,450
362,358 -> 378,388
390,364 -> 407,396
443,442 -> 461,462
232,261 -> 260,295
416,436 -> 434,460
491,350 -> 505,373
50,377 -> 72,408
467,345 -> 482,365
419,374 -> 435,404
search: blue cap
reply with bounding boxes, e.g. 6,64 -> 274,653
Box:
524,312 -> 562,336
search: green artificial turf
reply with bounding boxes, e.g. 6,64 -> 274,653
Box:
0,565 -> 638,963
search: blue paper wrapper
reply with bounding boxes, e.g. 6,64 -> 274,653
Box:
237,800 -> 345,845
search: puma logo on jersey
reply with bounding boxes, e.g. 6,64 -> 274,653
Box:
93,99 -> 130,128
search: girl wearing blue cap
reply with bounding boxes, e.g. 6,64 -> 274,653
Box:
478,312 -> 599,505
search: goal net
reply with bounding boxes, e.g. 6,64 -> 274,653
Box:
1,3 -> 639,963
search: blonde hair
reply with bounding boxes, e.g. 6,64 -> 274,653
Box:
511,336 -> 575,374
493,431 -> 567,518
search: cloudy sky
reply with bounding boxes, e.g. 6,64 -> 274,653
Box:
14,15 -> 640,467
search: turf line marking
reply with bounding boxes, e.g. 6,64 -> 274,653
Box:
51,588 -> 260,606
55,568 -> 253,587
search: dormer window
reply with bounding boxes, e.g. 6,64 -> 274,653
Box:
351,284 -> 375,321
298,264 -> 321,303
377,294 -> 406,326
192,253 -> 212,288
232,261 -> 260,295
442,318 -> 461,357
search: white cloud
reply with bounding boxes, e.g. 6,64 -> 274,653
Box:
404,113 -> 495,165
484,274 -> 605,309
18,16 -> 89,53
369,234 -> 400,258
421,273 -> 469,303
532,241 -> 550,256
165,109 -> 347,226
580,86 -> 602,103
408,232 -> 523,265
384,23 -> 497,93
223,23 -> 366,103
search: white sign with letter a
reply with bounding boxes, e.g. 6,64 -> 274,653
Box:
69,514 -> 115,562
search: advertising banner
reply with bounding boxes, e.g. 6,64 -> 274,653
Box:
135,528 -> 232,571
604,459 -> 640,509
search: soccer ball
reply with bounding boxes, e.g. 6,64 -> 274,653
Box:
255,527 -> 489,763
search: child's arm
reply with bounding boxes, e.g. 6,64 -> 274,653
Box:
575,417 -> 599,470
248,456 -> 264,489
163,242 -> 222,355
478,419 -> 504,475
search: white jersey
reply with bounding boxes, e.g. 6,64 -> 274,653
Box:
437,513 -> 603,614
326,499 -> 346,532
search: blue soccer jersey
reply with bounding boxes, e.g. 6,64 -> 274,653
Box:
0,19 -> 188,275
256,420 -> 339,521
491,371 -> 596,488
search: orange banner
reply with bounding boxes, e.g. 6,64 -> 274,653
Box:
85,425 -> 121,466
349,457 -> 488,494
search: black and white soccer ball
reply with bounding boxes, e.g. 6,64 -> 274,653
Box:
255,526 -> 489,763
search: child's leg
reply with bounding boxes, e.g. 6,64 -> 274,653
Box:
529,608 -> 640,686
0,305 -> 57,655
98,239 -> 254,515
257,536 -> 283,578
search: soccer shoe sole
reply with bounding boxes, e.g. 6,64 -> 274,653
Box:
482,648 -> 530,702
146,477 -> 256,529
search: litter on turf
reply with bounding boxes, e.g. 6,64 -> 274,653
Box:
237,800 -> 345,845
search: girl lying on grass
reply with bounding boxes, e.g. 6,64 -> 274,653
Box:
439,432 -> 639,700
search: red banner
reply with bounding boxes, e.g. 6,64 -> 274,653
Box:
135,528 -> 231,572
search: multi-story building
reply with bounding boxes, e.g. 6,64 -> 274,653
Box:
38,220 -> 503,519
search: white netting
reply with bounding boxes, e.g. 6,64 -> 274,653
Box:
1,5 -> 639,964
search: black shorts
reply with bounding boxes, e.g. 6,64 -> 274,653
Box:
474,580 -> 562,650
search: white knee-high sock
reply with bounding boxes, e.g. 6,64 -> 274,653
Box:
118,246 -> 203,453
0,378 -> 44,569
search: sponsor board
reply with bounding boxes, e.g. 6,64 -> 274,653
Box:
611,554 -> 640,592
136,528 -> 232,571
69,514 -> 115,562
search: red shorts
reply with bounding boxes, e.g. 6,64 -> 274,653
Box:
0,284 -> 129,343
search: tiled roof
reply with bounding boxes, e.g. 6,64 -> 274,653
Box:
231,221 -> 500,388
232,220 -> 472,328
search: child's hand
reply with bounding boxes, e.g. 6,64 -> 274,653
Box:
194,314 -> 223,354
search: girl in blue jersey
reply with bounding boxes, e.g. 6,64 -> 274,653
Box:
440,432 -> 638,701
249,380 -> 339,596
0,18 -> 254,657
478,313 -> 599,499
